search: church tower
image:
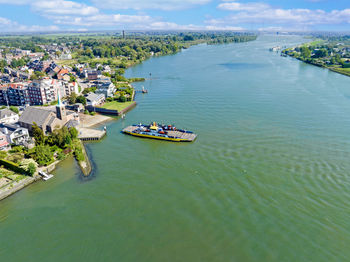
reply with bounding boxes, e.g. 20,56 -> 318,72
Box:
56,90 -> 66,120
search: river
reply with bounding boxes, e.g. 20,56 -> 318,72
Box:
1,35 -> 350,261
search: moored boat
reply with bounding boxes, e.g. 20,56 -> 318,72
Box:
122,122 -> 197,142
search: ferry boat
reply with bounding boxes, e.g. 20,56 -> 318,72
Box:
122,122 -> 197,142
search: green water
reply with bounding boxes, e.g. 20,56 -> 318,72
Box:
2,35 -> 350,261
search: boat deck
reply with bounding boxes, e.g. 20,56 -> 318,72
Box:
123,125 -> 197,142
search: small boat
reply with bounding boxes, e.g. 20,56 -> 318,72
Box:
122,122 -> 197,142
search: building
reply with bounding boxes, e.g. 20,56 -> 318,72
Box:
86,93 -> 105,106
2,83 -> 30,106
56,68 -> 69,80
63,81 -> 79,96
92,79 -> 115,97
18,92 -> 79,134
0,108 -> 19,124
0,123 -> 31,146
0,131 -> 10,150
87,70 -> 102,81
28,79 -> 60,105
0,79 -> 62,106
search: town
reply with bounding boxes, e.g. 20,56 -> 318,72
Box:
0,32 -> 257,200
0,37 -> 138,200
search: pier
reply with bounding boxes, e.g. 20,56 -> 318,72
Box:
78,127 -> 106,141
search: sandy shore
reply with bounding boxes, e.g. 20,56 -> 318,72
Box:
78,113 -> 114,128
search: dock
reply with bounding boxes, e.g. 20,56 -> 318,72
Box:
39,171 -> 53,181
78,127 -> 106,141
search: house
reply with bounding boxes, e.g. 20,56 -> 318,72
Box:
18,94 -> 79,134
92,78 -> 115,97
0,108 -> 19,124
63,81 -> 79,96
0,123 -> 31,147
87,70 -> 102,81
57,68 -> 69,80
59,53 -> 72,60
86,93 -> 105,106
0,131 -> 10,150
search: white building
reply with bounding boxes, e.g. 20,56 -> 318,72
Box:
0,108 -> 19,124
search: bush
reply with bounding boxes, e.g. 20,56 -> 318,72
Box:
0,151 -> 7,159
27,163 -> 36,176
9,146 -> 24,153
19,159 -> 38,176
74,147 -> 85,161
57,151 -> 66,160
33,145 -> 54,166
119,95 -> 126,102
6,153 -> 24,164
76,95 -> 87,105
0,159 -> 26,174
69,127 -> 78,139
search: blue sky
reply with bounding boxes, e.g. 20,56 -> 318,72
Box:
0,0 -> 349,32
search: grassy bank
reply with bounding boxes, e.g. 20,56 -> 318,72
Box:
329,67 -> 350,77
99,101 -> 135,111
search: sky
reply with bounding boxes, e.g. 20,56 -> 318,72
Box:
0,0 -> 349,33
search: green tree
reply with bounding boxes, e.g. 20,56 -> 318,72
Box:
300,46 -> 311,59
68,92 -> 77,104
119,95 -> 126,102
32,122 -> 45,145
314,48 -> 328,58
76,95 -> 87,105
27,163 -> 36,176
65,135 -> 72,145
33,145 -> 53,166
69,127 -> 78,139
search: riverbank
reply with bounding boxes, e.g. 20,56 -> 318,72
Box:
0,174 -> 41,201
281,38 -> 350,78
0,114 -> 111,202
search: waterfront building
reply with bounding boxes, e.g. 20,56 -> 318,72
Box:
86,93 -> 105,106
92,78 -> 115,97
0,123 -> 32,147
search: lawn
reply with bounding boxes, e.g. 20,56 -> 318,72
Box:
99,101 -> 135,112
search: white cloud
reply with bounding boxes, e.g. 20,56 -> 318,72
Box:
32,1 -> 99,16
218,2 -> 270,12
212,1 -> 350,29
0,16 -> 60,32
0,0 -> 31,4
49,14 -> 154,28
91,0 -> 211,11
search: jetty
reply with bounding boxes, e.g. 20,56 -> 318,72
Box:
39,171 -> 53,181
78,127 -> 106,141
